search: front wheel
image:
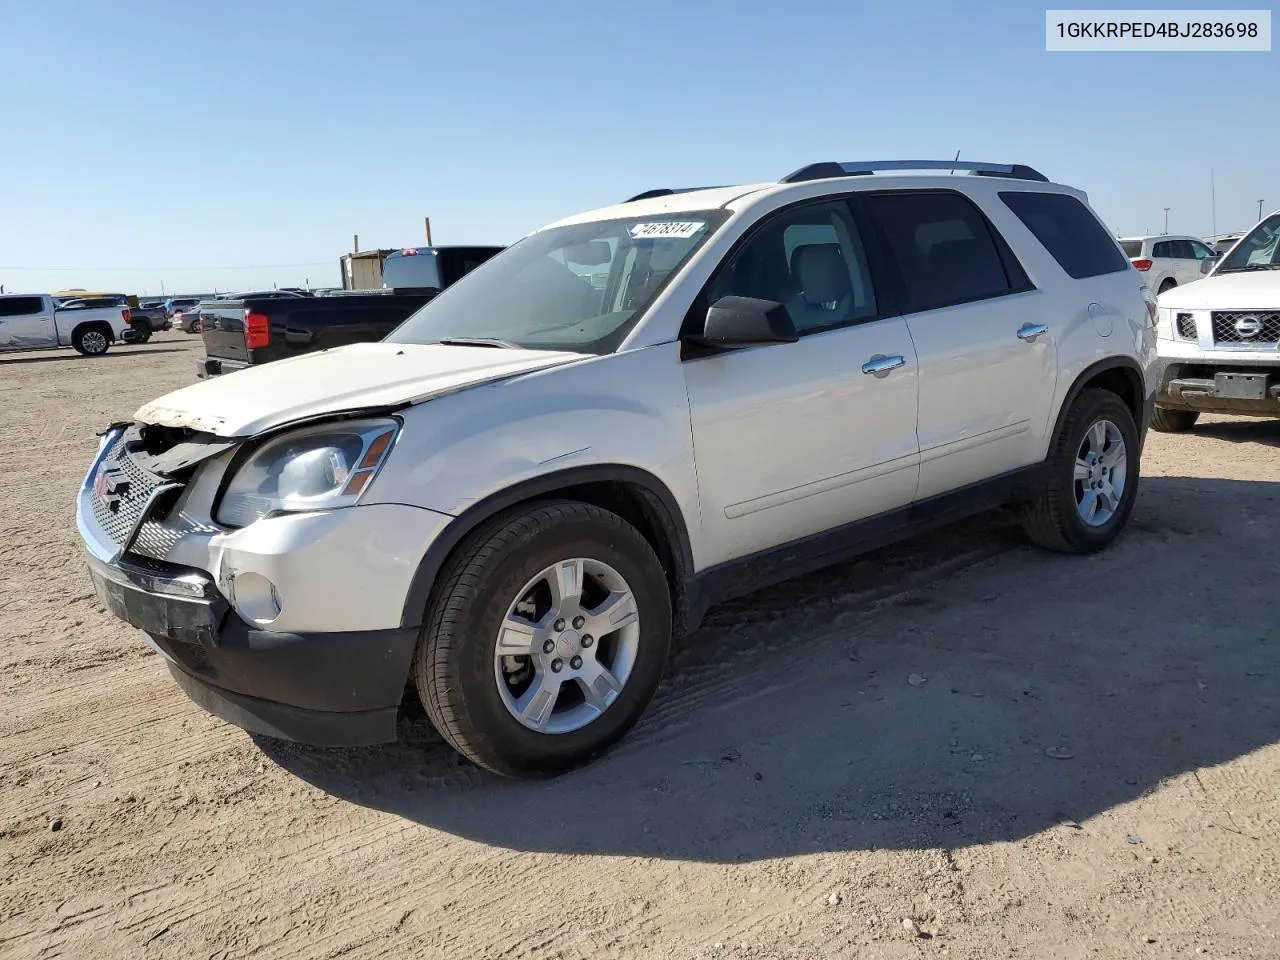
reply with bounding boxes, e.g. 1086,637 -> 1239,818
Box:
415,501 -> 672,778
1021,388 -> 1140,554
1150,406 -> 1199,433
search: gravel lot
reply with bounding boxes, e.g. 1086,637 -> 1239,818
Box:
1,331 -> 1278,959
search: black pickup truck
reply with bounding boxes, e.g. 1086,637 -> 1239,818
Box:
195,245 -> 502,378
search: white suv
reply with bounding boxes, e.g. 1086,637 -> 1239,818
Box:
1151,210 -> 1280,431
76,160 -> 1156,778
1119,234 -> 1218,294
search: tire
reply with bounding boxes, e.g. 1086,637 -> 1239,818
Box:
1020,388 -> 1140,554
71,325 -> 111,356
1150,406 -> 1199,433
130,321 -> 152,344
1158,278 -> 1177,294
414,500 -> 672,778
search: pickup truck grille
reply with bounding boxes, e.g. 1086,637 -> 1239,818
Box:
1212,311 -> 1280,346
88,433 -> 179,551
1175,313 -> 1196,340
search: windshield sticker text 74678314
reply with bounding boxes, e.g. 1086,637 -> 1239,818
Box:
629,221 -> 706,240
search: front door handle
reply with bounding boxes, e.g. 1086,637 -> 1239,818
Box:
1017,322 -> 1049,342
862,354 -> 906,377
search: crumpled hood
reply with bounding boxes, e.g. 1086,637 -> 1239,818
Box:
135,341 -> 585,437
1158,270 -> 1280,311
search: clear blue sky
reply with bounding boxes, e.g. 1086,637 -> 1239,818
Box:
0,0 -> 1274,296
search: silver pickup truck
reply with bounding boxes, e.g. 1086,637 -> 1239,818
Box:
0,294 -> 132,355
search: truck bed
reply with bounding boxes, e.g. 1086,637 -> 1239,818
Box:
196,290 -> 433,377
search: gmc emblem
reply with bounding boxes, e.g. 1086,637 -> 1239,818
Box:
93,463 -> 132,514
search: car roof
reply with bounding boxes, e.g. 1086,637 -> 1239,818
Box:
1119,234 -> 1204,242
543,169 -> 1081,232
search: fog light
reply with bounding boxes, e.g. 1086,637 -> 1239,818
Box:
227,571 -> 282,625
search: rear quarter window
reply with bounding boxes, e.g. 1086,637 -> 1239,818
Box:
1000,191 -> 1129,279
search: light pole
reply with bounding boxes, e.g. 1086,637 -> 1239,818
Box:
1260,199 -> 1266,222
1163,208 -> 1170,234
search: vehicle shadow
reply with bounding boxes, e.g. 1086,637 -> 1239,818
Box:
1190,416 -> 1280,449
257,475 -> 1280,861
0,347 -> 187,366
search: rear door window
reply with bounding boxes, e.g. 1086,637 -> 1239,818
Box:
862,191 -> 1023,313
1152,240 -> 1174,259
999,191 -> 1131,279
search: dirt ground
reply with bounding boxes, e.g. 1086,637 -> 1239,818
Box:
1,330 -> 1277,960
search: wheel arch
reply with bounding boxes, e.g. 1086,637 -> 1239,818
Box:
1049,357 -> 1148,450
71,319 -> 116,343
400,464 -> 697,635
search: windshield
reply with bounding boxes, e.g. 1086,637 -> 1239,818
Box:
1217,215 -> 1280,272
1119,240 -> 1143,258
386,212 -> 726,354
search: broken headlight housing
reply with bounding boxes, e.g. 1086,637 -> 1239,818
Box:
216,418 -> 400,527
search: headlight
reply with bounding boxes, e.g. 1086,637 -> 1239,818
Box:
216,418 -> 400,527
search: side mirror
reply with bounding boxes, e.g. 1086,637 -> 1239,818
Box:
690,296 -> 799,350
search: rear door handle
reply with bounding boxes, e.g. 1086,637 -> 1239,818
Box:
1017,322 -> 1049,342
862,354 -> 906,377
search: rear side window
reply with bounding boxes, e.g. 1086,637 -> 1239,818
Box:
0,296 -> 45,317
1119,240 -> 1143,258
1152,240 -> 1174,259
863,191 -> 1023,313
1000,192 -> 1130,279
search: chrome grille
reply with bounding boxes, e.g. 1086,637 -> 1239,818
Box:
88,433 -> 175,550
1212,311 -> 1280,345
133,512 -> 222,561
1175,313 -> 1196,340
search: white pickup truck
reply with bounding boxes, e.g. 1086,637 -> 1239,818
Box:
0,294 -> 132,355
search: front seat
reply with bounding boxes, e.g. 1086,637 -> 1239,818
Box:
786,243 -> 853,332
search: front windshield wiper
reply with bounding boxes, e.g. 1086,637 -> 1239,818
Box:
435,337 -> 521,349
1217,263 -> 1280,273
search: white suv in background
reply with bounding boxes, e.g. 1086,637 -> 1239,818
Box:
1152,210 -> 1280,431
1119,234 -> 1218,294
76,160 -> 1156,778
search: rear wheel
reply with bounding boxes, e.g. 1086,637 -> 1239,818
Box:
1150,406 -> 1199,433
1021,388 -> 1139,554
129,320 -> 152,344
415,501 -> 672,778
1158,278 -> 1177,294
72,326 -> 110,356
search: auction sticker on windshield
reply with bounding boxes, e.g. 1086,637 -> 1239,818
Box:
629,221 -> 706,240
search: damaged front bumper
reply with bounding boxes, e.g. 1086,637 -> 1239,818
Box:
76,424 -> 446,747
85,551 -> 418,746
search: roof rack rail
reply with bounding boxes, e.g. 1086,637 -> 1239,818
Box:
780,160 -> 1048,184
623,187 -> 724,203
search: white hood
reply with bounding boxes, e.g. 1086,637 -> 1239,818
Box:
135,341 -> 585,436
1158,270 -> 1280,311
